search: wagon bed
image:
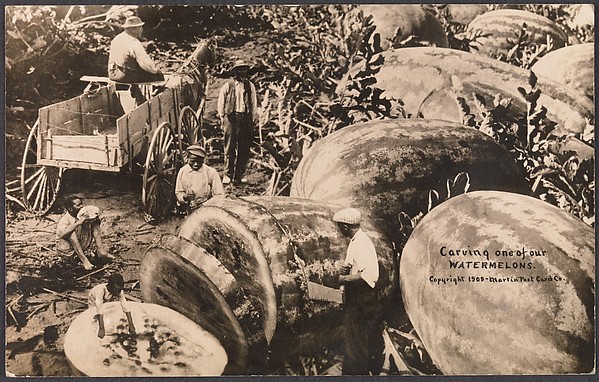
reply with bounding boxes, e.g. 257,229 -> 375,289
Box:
37,82 -> 180,172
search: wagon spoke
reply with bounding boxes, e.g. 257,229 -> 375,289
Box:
44,173 -> 55,210
178,106 -> 201,156
149,160 -> 158,174
24,167 -> 45,185
147,177 -> 158,198
162,134 -> 174,153
161,127 -> 170,146
162,150 -> 176,165
32,172 -> 47,211
39,170 -> 50,209
143,123 -> 177,222
20,119 -> 61,215
40,172 -> 51,211
158,181 -> 172,200
26,169 -> 45,201
161,177 -> 174,188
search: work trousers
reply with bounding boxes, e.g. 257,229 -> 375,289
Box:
342,281 -> 385,375
108,63 -> 165,84
223,112 -> 254,181
109,65 -> 164,105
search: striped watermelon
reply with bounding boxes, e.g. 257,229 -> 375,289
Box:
400,191 -> 595,374
531,43 -> 594,100
466,10 -> 568,58
337,47 -> 594,135
354,5 -> 448,49
290,119 -> 529,244
418,80 -> 527,124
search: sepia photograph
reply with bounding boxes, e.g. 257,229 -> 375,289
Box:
4,3 -> 596,377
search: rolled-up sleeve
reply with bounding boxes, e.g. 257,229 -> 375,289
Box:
250,83 -> 259,121
175,167 -> 187,203
130,40 -> 159,74
118,290 -> 131,313
210,168 -> 225,196
346,230 -> 379,288
217,83 -> 229,117
359,247 -> 379,288
89,285 -> 107,315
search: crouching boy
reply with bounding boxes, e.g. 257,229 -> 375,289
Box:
89,273 -> 136,339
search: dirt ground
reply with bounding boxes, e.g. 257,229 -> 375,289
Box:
4,36 -> 273,376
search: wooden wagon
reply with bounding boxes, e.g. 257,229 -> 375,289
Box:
20,42 -> 213,222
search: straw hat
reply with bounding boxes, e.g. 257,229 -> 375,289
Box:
122,16 -> 145,29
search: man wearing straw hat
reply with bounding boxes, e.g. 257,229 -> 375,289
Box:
108,16 -> 164,84
334,207 -> 384,375
217,59 -> 258,185
175,144 -> 224,213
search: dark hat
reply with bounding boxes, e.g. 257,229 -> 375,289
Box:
123,16 -> 145,28
186,144 -> 206,157
231,59 -> 251,71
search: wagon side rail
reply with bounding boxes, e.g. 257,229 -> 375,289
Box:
116,84 -> 181,170
36,83 -> 124,172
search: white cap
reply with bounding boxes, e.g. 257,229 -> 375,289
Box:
333,208 -> 361,225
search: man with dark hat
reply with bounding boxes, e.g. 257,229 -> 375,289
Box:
175,144 -> 224,212
333,208 -> 384,375
108,16 -> 164,84
217,59 -> 259,185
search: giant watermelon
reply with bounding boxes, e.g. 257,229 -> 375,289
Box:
354,5 -> 448,49
337,47 -> 593,134
290,119 -> 529,244
141,196 -> 396,373
466,9 -> 568,58
400,191 -> 595,374
531,43 -> 594,100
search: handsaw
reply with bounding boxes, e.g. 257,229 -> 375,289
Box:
294,253 -> 343,304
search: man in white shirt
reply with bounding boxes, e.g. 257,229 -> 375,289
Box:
217,60 -> 258,185
108,16 -> 164,105
108,16 -> 164,83
334,207 -> 384,375
175,144 -> 224,213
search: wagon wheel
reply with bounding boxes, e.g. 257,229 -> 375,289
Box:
142,122 -> 179,223
178,106 -> 204,156
20,120 -> 63,215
